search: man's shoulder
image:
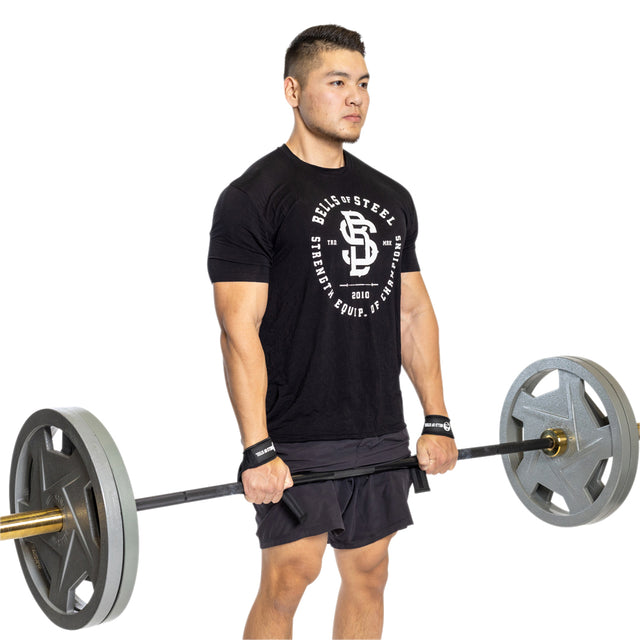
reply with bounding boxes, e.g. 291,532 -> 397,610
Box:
346,151 -> 413,201
229,146 -> 291,194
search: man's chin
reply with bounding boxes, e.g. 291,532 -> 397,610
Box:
308,123 -> 362,145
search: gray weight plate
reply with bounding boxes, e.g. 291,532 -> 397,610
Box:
10,408 -> 139,629
565,357 -> 638,520
500,357 -> 638,526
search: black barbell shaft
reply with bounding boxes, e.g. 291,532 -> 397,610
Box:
457,437 -> 554,460
133,436 -> 555,512
1,436 -> 556,538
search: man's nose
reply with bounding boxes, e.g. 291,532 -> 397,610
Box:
346,88 -> 363,107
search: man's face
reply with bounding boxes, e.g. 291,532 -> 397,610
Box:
294,48 -> 370,144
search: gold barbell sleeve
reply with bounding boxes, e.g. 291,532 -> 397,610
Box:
0,508 -> 64,541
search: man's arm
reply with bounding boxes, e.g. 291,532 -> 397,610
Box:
213,281 -> 293,503
400,271 -> 457,474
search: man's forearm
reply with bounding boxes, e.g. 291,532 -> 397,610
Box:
401,305 -> 448,417
220,324 -> 270,449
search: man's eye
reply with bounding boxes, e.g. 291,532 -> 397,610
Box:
331,80 -> 344,86
360,82 -> 368,90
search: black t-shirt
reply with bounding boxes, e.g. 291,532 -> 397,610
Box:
208,145 -> 420,443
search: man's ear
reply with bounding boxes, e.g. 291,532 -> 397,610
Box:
284,76 -> 301,107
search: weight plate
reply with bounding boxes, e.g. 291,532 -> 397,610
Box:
565,357 -> 638,520
9,408 -> 139,629
500,357 -> 638,526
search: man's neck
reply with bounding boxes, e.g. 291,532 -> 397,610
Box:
285,133 -> 345,169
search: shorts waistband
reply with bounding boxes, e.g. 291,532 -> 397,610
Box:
274,428 -> 411,474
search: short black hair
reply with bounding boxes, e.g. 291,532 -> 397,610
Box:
284,25 -> 366,84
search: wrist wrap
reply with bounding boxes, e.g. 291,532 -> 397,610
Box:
422,415 -> 455,439
238,437 -> 278,480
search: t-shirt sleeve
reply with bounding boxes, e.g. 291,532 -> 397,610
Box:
401,193 -> 420,272
208,185 -> 272,283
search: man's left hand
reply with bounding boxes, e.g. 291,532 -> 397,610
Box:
416,434 -> 458,474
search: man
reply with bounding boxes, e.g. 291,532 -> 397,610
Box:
208,25 -> 457,639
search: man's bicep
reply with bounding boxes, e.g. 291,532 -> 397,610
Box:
400,271 -> 434,319
213,281 -> 269,333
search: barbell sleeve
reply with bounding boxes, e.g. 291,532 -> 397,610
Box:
0,508 -> 64,541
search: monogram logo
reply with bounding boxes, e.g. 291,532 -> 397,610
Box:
310,194 -> 401,319
339,211 -> 379,277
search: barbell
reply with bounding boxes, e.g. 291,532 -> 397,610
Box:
1,356 -> 638,630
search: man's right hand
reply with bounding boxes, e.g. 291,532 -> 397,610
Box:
241,456 -> 294,504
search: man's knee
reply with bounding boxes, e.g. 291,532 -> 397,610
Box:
353,553 -> 389,594
261,537 -> 325,613
335,535 -> 394,595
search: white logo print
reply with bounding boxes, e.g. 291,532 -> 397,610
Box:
310,193 -> 401,319
339,211 -> 379,277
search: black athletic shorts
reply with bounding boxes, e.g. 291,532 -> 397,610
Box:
253,429 -> 414,549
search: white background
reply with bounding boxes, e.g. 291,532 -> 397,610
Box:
1,1 -> 638,638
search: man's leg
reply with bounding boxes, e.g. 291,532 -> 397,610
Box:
332,533 -> 395,640
244,533 -> 328,639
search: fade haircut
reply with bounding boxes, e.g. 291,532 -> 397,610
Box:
284,25 -> 366,86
